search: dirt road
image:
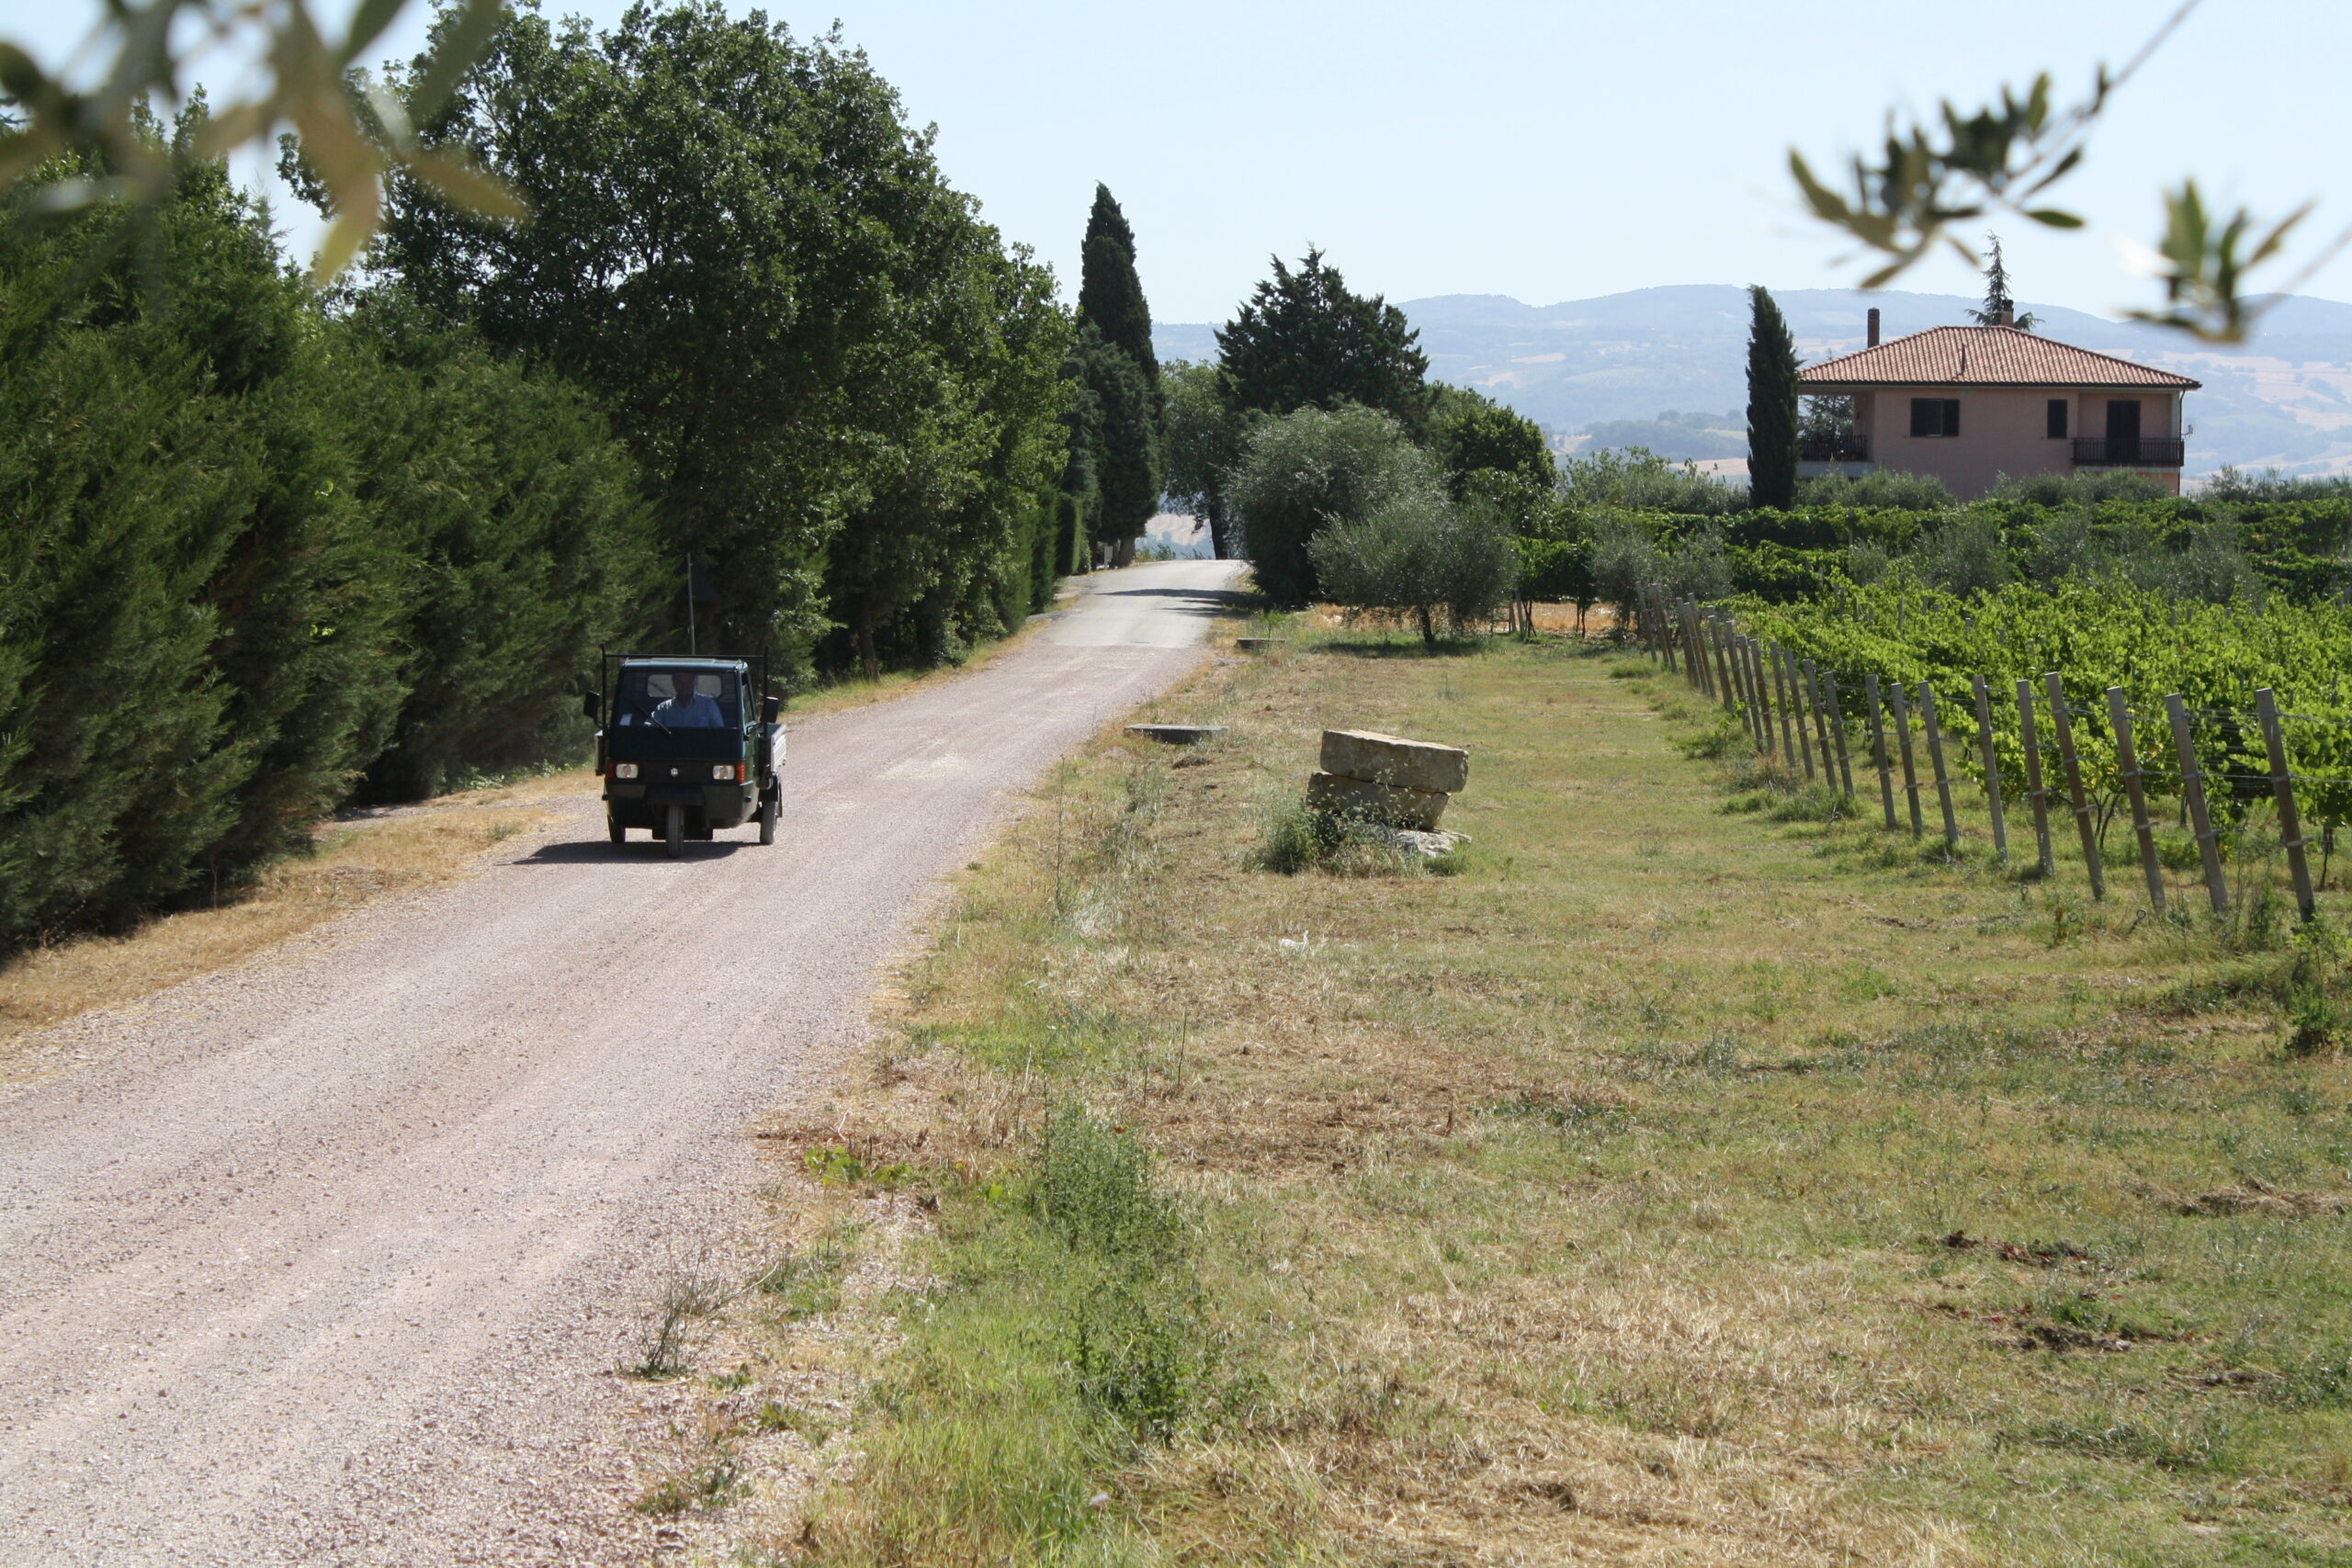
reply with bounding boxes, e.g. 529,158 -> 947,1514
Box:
0,560 -> 1245,1566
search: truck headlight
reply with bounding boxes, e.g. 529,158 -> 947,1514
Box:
711,763 -> 738,782
613,762 -> 639,779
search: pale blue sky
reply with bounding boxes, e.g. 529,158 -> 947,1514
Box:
18,0 -> 2350,324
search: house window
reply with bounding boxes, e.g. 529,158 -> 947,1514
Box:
2047,399 -> 2069,438
1909,398 -> 1962,437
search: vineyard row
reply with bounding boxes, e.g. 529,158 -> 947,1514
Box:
1632,581 -> 2347,922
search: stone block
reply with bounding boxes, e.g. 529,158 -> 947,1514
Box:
1306,770 -> 1448,830
1318,728 -> 1470,795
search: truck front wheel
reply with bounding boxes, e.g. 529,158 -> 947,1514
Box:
664,804 -> 684,859
758,786 -> 778,846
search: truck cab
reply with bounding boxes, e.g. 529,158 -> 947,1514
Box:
589,655 -> 784,856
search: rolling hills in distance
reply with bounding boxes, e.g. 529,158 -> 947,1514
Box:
1152,286 -> 2352,479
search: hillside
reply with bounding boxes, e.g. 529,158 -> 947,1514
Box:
1155,287 -> 2352,479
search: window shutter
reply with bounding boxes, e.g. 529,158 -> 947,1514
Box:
1943,399 -> 1961,436
2047,399 -> 2068,438
1910,398 -> 1937,436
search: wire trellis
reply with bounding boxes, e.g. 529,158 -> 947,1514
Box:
1630,583 -> 2332,922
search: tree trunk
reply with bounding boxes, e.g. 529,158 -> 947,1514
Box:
857,596 -> 879,682
1419,605 -> 1436,647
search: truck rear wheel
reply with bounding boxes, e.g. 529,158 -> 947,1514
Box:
607,808 -> 624,844
664,804 -> 684,859
758,787 -> 778,846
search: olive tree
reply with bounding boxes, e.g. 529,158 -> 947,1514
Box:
1227,403 -> 1430,605
1308,492 -> 1517,646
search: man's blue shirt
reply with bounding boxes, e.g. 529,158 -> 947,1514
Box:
650,692 -> 724,728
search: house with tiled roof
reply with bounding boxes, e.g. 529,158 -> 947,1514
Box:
1795,310 -> 2201,498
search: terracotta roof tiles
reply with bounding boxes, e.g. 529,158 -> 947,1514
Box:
1798,325 -> 2199,389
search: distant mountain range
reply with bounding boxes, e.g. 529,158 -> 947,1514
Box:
1152,287 -> 2352,479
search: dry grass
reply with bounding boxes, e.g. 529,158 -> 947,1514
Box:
716,615 -> 2352,1567
0,771 -> 580,1053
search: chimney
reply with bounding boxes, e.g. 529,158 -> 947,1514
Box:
1866,307 -> 1881,347
1997,303 -> 2014,327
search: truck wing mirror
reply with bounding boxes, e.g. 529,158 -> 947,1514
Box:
762,695 -> 781,725
582,692 -> 600,720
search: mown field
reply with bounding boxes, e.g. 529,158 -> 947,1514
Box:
680,614 -> 2352,1567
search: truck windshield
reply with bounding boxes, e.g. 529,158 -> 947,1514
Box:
616,668 -> 740,729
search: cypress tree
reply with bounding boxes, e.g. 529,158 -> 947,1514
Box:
1745,284 -> 1799,511
1075,186 -> 1161,562
1080,186 -> 1157,388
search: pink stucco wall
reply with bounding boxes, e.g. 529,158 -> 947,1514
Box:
1846,389 -> 2182,499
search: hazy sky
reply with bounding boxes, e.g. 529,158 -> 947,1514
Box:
21,0 -> 2350,324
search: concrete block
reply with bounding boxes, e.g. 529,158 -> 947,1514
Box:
1318,729 -> 1470,795
1306,770 -> 1449,830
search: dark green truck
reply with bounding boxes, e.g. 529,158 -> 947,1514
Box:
587,654 -> 784,856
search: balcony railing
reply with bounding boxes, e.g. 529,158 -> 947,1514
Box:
1797,434 -> 1869,462
2073,436 -> 2185,468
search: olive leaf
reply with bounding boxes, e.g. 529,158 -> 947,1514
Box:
1781,0 -> 2337,343
0,0 -> 523,282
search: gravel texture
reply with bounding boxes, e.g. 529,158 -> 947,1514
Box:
0,560 -> 1244,1566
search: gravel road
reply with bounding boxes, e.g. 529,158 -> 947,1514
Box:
0,559 -> 1245,1566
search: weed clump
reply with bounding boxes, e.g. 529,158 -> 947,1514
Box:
1253,798 -> 1443,877
1036,1110 -> 1201,1438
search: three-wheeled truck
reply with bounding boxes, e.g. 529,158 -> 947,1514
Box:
586,654 -> 785,856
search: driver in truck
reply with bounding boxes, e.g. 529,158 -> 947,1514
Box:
651,675 -> 723,728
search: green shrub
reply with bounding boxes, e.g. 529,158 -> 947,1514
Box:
1257,797 -> 1324,874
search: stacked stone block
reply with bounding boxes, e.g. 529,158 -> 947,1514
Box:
1306,728 -> 1470,830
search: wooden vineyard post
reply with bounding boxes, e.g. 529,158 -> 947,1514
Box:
1746,639 -> 1774,754
2107,688 -> 2166,913
2166,694 -> 2229,915
1764,645 -> 1792,761
1658,590 -> 1678,671
2017,679 -> 2055,877
2044,673 -> 2105,900
1781,648 -> 1816,781
1888,680 -> 1925,838
1689,604 -> 1712,697
1866,673 -> 1897,830
1736,637 -> 1764,750
1822,669 -> 1857,797
1776,647 -> 1803,767
1971,675 -> 2009,863
1918,682 -> 1961,852
1710,618 -> 1736,712
1803,659 -> 1836,787
2256,687 -> 2318,920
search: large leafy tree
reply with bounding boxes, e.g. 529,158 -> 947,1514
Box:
363,1 -> 989,668
1216,249 -> 1433,434
1431,384 -> 1552,498
1160,359 -> 1245,558
1745,285 -> 1799,511
823,234 -> 1069,677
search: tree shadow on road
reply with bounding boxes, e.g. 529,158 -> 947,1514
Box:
503,840 -> 752,866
